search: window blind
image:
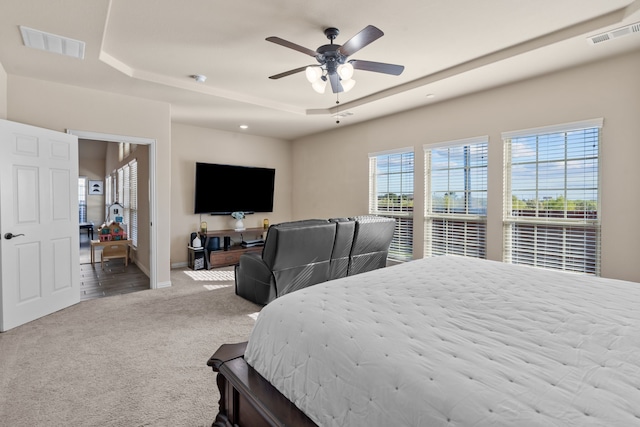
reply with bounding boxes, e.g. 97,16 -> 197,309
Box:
78,177 -> 87,223
123,164 -> 130,228
129,159 -> 138,246
503,120 -> 601,275
105,174 -> 113,219
424,138 -> 487,258
114,160 -> 138,247
368,148 -> 414,261
117,168 -> 124,206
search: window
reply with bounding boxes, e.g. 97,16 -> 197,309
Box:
503,119 -> 601,275
129,160 -> 138,246
78,177 -> 87,223
424,137 -> 487,258
369,148 -> 414,262
105,174 -> 113,207
117,167 -> 124,207
106,159 -> 138,247
123,163 -> 131,228
118,142 -> 137,162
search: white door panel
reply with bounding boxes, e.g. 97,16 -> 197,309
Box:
1,119 -> 79,332
16,241 -> 41,302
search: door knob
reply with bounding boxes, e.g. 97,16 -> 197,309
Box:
4,233 -> 25,240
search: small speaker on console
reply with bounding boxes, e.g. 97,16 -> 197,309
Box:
209,236 -> 220,251
223,236 -> 231,251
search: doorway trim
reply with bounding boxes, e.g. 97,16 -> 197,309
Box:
67,129 -> 159,289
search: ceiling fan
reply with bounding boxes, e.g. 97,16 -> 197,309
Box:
266,25 -> 405,94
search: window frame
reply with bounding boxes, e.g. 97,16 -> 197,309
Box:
502,118 -> 602,275
107,159 -> 138,247
424,136 -> 488,259
368,147 -> 415,262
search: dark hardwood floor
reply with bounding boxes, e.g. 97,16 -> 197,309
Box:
79,232 -> 149,301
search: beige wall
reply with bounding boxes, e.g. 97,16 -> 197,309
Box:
292,50 -> 640,283
7,75 -> 172,286
0,62 -> 6,119
170,123 -> 292,266
78,142 -> 106,225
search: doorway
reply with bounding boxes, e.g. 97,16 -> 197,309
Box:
78,140 -> 150,299
69,129 -> 158,291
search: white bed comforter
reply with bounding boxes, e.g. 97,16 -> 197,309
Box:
244,256 -> 640,426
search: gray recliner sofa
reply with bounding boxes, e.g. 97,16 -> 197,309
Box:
235,215 -> 396,305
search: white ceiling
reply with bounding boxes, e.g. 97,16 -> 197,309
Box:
1,0 -> 640,140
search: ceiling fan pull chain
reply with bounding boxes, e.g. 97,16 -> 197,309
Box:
335,95 -> 340,124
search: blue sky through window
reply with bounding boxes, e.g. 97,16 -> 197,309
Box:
510,128 -> 598,210
376,152 -> 414,199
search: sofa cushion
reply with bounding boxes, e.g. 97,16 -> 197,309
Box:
348,216 -> 396,275
263,220 -> 337,297
328,218 -> 356,280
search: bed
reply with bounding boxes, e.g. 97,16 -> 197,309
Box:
207,256 -> 640,426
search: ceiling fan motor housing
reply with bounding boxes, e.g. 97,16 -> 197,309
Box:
316,44 -> 346,74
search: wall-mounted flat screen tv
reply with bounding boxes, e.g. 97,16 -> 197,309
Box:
194,162 -> 275,215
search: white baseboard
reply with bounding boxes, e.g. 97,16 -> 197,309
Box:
171,261 -> 188,269
156,280 -> 172,289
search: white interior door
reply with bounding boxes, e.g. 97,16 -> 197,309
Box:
0,119 -> 80,332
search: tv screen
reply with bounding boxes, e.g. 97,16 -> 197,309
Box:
194,162 -> 275,215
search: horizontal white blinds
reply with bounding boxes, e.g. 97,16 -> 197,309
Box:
369,150 -> 414,261
503,124 -> 600,275
424,140 -> 488,258
130,159 -> 138,246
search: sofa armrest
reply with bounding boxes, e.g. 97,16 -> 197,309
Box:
235,253 -> 276,305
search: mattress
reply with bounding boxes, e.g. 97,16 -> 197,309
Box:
244,256 -> 640,427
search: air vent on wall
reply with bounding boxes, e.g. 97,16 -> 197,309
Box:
19,25 -> 85,59
587,22 -> 640,45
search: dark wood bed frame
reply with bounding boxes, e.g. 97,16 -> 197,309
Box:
207,342 -> 318,427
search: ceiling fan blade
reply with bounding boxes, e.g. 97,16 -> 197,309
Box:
266,36 -> 318,57
328,73 -> 344,93
350,60 -> 405,76
268,66 -> 311,80
338,25 -> 384,57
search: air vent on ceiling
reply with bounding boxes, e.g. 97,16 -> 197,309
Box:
587,22 -> 640,45
19,25 -> 85,59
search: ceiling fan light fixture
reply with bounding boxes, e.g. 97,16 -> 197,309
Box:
305,66 -> 322,83
312,79 -> 327,94
337,63 -> 354,80
341,78 -> 356,92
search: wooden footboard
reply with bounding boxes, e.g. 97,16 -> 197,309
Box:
207,342 -> 318,427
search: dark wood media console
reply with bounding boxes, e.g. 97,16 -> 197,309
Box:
203,227 -> 265,269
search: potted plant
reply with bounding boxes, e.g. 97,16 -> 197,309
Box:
231,211 -> 245,231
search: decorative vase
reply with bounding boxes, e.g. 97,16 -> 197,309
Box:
234,219 -> 245,231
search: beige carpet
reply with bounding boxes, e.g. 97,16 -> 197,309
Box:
0,267 -> 261,426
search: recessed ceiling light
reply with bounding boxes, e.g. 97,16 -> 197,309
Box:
19,25 -> 85,59
426,93 -> 435,99
239,125 -> 248,130
192,74 -> 207,83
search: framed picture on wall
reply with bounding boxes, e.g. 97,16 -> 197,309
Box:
88,180 -> 103,195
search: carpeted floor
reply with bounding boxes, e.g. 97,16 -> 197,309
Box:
0,267 -> 261,427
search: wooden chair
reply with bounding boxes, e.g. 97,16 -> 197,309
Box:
101,243 -> 128,270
